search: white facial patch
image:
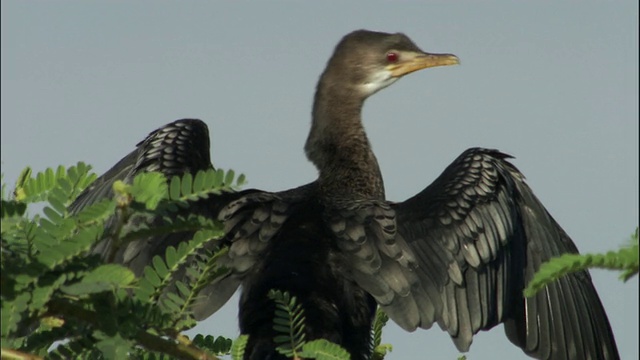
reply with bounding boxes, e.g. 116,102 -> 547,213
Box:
360,69 -> 398,97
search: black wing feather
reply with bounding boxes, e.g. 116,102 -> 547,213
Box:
69,119 -> 314,322
69,119 -> 252,316
69,119 -> 299,320
70,119 -> 213,216
392,147 -> 619,359
333,147 -> 618,359
69,119 -> 220,274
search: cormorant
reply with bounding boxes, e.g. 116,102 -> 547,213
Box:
70,30 -> 619,360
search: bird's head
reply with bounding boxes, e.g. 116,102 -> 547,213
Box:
320,29 -> 459,99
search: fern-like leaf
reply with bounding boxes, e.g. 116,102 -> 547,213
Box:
370,307 -> 391,360
13,163 -> 95,205
231,335 -> 249,360
191,335 -> 233,356
524,229 -> 640,297
34,224 -> 103,268
1,199 -> 27,218
1,292 -> 30,337
168,168 -> 245,204
268,289 -> 306,358
131,172 -> 168,210
74,199 -> 116,226
1,163 -> 241,360
134,228 -> 223,307
60,264 -> 135,296
298,339 -> 351,360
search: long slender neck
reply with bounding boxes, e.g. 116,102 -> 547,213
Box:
304,78 -> 385,200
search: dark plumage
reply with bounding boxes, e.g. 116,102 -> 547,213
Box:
70,30 -> 619,359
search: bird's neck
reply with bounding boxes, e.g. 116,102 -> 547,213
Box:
305,81 -> 385,200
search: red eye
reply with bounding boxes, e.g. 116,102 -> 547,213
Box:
386,52 -> 399,63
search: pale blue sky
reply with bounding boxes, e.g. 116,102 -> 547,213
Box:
2,2 -> 638,359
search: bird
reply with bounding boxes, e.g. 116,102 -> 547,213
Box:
69,30 -> 620,360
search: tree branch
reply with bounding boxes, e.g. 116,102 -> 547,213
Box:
48,299 -> 218,360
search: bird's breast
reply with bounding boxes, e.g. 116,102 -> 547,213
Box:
237,207 -> 376,360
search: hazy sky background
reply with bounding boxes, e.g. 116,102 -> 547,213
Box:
2,1 -> 638,359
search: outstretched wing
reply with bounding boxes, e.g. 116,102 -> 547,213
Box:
335,148 -> 618,360
69,119 -> 220,275
69,118 -> 312,319
70,118 -> 213,216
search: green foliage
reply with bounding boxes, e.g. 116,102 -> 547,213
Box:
230,335 -> 249,360
2,163 -> 382,360
267,289 -> 352,360
1,164 -> 242,360
297,339 -> 352,360
524,228 -> 639,297
192,335 -> 234,356
168,168 -> 246,204
268,289 -> 307,358
130,172 -> 168,210
12,163 -> 97,204
370,307 -> 391,360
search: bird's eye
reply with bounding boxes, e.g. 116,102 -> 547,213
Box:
386,52 -> 399,63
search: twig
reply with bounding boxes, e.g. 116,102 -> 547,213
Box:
48,300 -> 218,360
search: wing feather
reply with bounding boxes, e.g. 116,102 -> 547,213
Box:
69,119 -> 218,271
69,119 -> 255,321
339,147 -> 618,359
